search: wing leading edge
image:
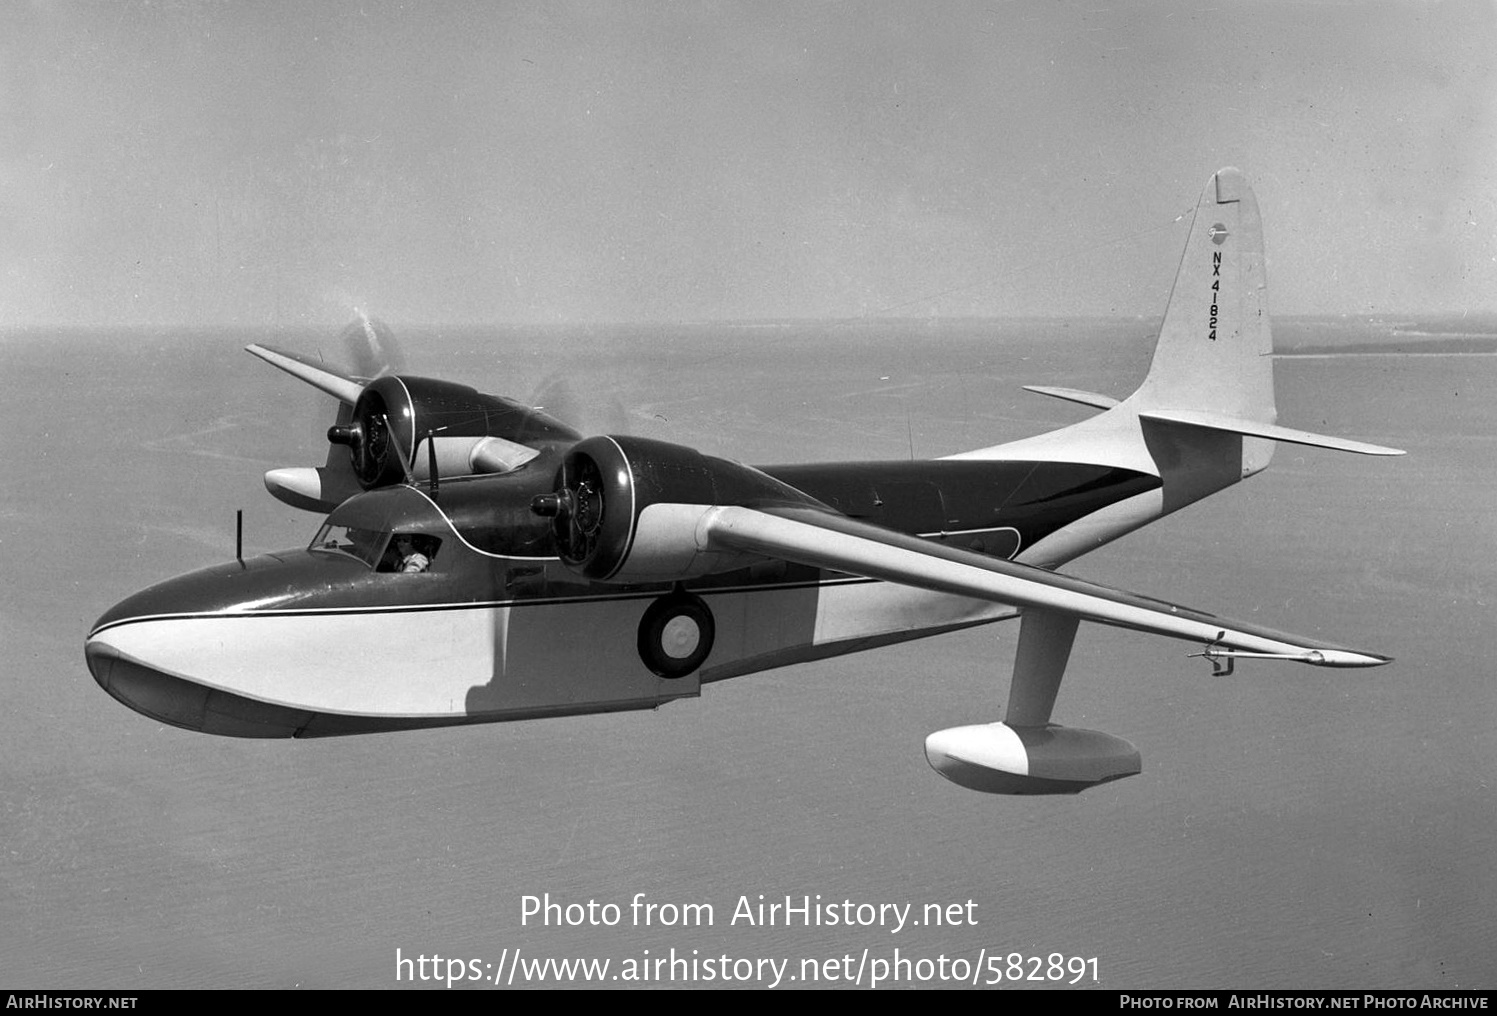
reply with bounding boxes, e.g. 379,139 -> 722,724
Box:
699,504 -> 1390,668
246,344 -> 365,406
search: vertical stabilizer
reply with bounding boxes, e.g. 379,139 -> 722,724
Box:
949,167 -> 1398,566
1129,168 -> 1275,426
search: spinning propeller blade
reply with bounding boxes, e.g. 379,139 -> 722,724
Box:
340,312 -> 406,380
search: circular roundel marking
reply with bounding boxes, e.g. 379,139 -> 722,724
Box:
638,593 -> 714,679
1209,223 -> 1229,245
659,615 -> 702,659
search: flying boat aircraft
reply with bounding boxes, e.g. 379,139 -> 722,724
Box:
85,168 -> 1402,794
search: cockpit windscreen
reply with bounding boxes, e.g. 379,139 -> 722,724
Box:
309,523 -> 390,569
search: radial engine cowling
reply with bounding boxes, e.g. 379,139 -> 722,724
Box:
532,435 -> 824,584
326,375 -> 576,490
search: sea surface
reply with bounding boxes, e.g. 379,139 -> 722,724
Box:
1,317 -> 1492,988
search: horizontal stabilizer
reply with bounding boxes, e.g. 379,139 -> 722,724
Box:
246,344 -> 365,406
1140,409 -> 1405,456
701,504 -> 1391,667
1022,386 -> 1121,411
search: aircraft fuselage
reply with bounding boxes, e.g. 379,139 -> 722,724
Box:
85,453 -> 1158,737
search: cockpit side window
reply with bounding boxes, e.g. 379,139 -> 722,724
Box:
309,523 -> 391,569
377,533 -> 443,574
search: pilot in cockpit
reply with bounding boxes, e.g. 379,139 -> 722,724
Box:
393,534 -> 431,573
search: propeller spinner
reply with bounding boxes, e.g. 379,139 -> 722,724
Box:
327,384 -> 406,488
531,448 -> 607,566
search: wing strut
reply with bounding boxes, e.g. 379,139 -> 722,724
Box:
1006,608 -> 1079,727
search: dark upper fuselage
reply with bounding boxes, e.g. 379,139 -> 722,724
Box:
92,449 -> 1159,631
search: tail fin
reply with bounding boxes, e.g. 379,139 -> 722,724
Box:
1017,168 -> 1400,463
1130,168 -> 1274,424
949,167 -> 1400,566
1123,167 -> 1401,462
955,167 -> 1403,474
956,168 -> 1281,475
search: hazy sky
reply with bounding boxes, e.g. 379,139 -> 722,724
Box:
2,1 -> 1495,327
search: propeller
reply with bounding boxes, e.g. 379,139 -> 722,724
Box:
340,311 -> 405,379
524,373 -> 632,444
319,313 -> 411,486
259,315 -> 636,510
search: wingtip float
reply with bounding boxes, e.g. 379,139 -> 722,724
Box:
87,168 -> 1400,795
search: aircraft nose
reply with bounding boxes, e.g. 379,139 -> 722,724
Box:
85,626 -> 306,738
86,637 -> 213,732
84,553 -> 335,737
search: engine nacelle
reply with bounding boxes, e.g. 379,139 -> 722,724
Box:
924,722 -> 1141,795
534,435 -> 824,584
326,375 -> 578,490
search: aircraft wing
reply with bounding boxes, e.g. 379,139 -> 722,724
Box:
700,504 -> 1389,667
246,344 -> 365,405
